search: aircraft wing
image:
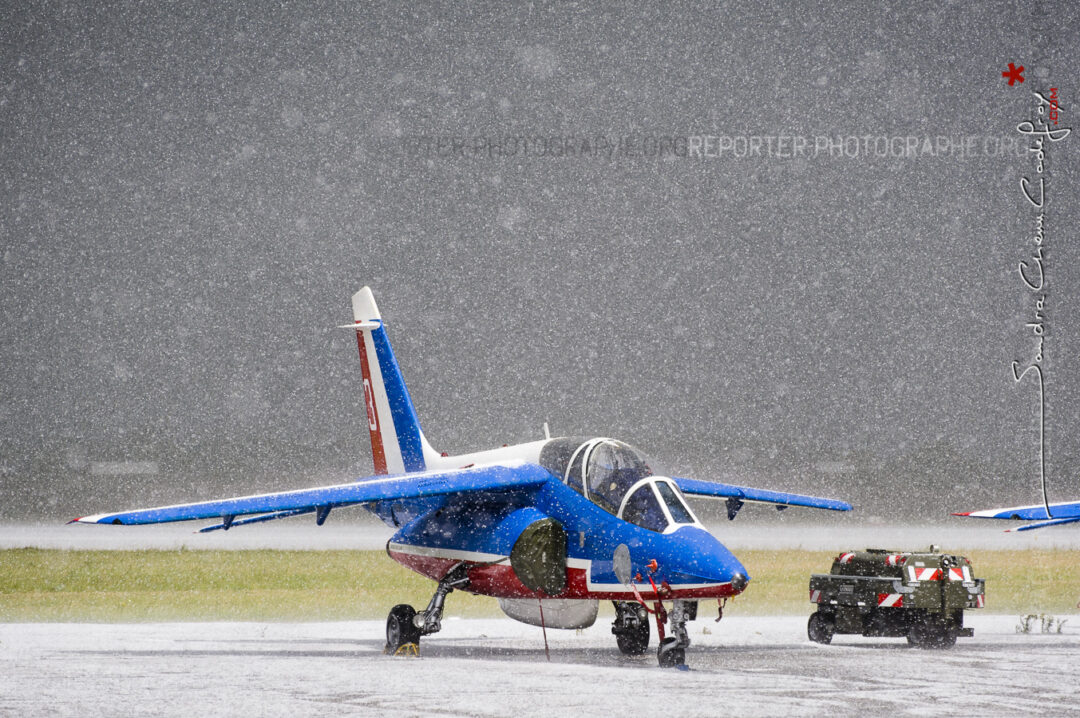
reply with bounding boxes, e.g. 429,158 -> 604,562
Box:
673,477 -> 852,514
71,462 -> 552,528
952,500 -> 1080,531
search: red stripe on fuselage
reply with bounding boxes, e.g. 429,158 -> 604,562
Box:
387,549 -> 740,601
355,327 -> 387,475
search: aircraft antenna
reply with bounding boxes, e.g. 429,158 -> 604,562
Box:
543,422 -> 551,440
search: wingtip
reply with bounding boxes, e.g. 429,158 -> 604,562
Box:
951,511 -> 971,517
69,514 -> 109,525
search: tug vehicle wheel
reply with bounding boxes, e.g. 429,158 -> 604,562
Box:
907,615 -> 956,649
615,619 -> 650,656
657,637 -> 685,668
807,611 -> 835,645
386,604 -> 421,655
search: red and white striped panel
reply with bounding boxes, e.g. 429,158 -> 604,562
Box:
838,552 -> 855,564
810,589 -> 822,603
886,554 -> 904,567
907,566 -> 942,582
877,593 -> 904,608
975,594 -> 985,608
947,566 -> 972,581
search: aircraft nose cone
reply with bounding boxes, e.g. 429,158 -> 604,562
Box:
659,526 -> 750,593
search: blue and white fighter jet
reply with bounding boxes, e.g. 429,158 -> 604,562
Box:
73,287 -> 853,667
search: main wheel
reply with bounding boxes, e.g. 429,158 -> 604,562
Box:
657,636 -> 685,668
807,611 -> 835,645
615,618 -> 650,656
386,604 -> 421,654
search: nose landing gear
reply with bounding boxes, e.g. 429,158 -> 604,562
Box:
619,562 -> 701,668
385,604 -> 422,655
614,594 -> 697,667
656,600 -> 695,669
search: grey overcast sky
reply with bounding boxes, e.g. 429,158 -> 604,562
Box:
2,2 -> 1078,518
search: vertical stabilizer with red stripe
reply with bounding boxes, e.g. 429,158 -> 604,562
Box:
348,287 -> 440,475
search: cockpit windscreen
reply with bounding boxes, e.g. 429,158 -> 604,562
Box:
585,440 -> 654,515
540,437 -> 694,531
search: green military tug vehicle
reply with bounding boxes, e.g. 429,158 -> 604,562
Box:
808,547 -> 985,648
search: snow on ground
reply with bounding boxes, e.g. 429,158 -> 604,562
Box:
5,522 -> 1078,715
7,520 -> 1080,551
1,615 -> 1076,717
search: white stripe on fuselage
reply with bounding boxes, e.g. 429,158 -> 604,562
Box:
387,542 -> 730,594
388,542 -> 506,564
583,571 -> 731,594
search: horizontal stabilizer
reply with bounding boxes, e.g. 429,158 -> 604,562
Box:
673,477 -> 852,513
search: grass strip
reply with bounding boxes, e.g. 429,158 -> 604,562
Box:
2,548 -> 1077,622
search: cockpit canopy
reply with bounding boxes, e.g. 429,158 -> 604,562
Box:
538,437 -> 698,533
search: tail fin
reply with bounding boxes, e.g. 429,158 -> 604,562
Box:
346,287 -> 440,475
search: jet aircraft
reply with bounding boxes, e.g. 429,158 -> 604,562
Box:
953,501 -> 1080,531
73,287 -> 853,667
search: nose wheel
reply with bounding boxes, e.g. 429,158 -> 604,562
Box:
657,636 -> 686,668
655,599 -> 694,668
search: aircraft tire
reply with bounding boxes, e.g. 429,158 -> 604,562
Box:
807,611 -> 835,645
615,620 -> 650,656
386,604 -> 421,654
657,637 -> 685,668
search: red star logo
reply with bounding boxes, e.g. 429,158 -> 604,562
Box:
1002,63 -> 1025,86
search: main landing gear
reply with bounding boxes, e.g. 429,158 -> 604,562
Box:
612,598 -> 698,668
612,601 -> 650,655
385,563 -> 470,656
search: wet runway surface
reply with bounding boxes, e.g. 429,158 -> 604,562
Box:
2,615 -> 1076,716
